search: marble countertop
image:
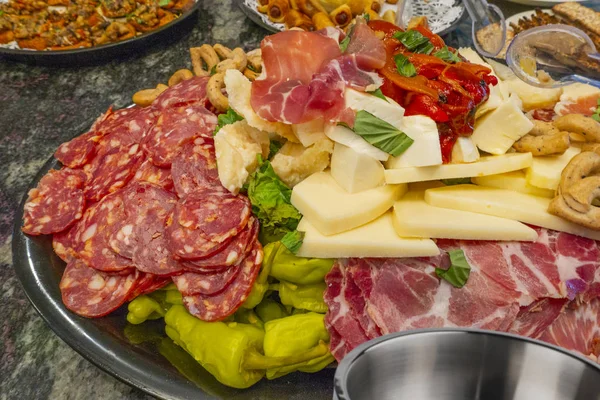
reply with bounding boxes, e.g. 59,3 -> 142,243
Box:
0,1 -> 531,399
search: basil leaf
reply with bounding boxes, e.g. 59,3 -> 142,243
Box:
210,65 -> 217,76
247,156 -> 303,244
593,114 -> 600,122
441,178 -> 471,186
592,98 -> 600,122
339,36 -> 351,52
363,12 -> 370,22
394,54 -> 416,78
368,88 -> 389,102
436,249 -> 471,288
393,30 -> 434,54
352,110 -> 414,156
281,230 -> 305,254
434,46 -> 461,63
159,0 -> 169,6
214,108 -> 243,135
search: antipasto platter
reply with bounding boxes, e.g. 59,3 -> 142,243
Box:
13,14 -> 600,398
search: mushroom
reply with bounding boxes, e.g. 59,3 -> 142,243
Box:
548,151 -> 600,229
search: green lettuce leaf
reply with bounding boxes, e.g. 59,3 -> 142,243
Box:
214,108 -> 243,135
281,230 -> 305,254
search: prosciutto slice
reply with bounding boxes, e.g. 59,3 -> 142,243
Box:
250,21 -> 385,124
324,227 -> 600,361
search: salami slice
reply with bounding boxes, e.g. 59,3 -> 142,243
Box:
84,143 -> 145,202
60,259 -> 139,318
153,76 -> 210,110
142,103 -> 217,167
131,210 -> 185,276
79,193 -> 134,273
133,159 -> 174,191
22,168 -> 87,235
95,107 -> 158,155
176,188 -> 252,244
127,273 -> 171,301
165,207 -> 233,260
185,216 -> 259,270
172,266 -> 241,297
171,138 -> 219,197
109,182 -> 177,259
182,242 -> 263,322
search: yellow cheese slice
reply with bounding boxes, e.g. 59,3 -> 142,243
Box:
424,184 -> 600,240
473,170 -> 555,198
525,147 -> 581,191
384,153 -> 532,184
393,191 -> 537,241
296,212 -> 439,258
291,171 -> 405,236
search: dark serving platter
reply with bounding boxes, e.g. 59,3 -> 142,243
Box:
12,153 -> 335,399
0,1 -> 200,65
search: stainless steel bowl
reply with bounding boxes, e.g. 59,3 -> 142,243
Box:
333,329 -> 600,400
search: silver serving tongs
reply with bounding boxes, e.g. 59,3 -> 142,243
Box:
506,24 -> 600,89
395,0 -> 507,58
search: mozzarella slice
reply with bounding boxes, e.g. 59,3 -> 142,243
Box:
385,115 -> 443,168
330,143 -> 385,193
393,191 -> 537,241
345,88 -> 405,129
424,184 -> 600,240
324,123 -> 389,161
385,153 -> 532,184
451,137 -> 480,164
471,98 -> 534,155
291,171 -> 404,236
296,212 -> 439,258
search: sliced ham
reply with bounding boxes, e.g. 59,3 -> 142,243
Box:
250,21 -> 385,125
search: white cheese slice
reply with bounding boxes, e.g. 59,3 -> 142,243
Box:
324,123 -> 389,161
384,153 -> 532,184
451,137 -> 480,164
525,147 -> 581,191
471,98 -> 534,155
473,170 -> 555,198
296,212 -> 439,258
345,88 -> 405,129
385,115 -> 443,168
330,143 -> 385,193
291,171 -> 404,236
424,184 -> 600,240
292,118 -> 327,147
505,78 -> 562,112
393,191 -> 537,241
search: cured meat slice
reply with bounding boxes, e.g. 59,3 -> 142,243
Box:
346,19 -> 387,70
184,216 -> 258,270
133,159 -> 174,191
345,262 -> 382,340
22,168 -> 86,235
127,273 -> 171,301
250,21 -> 384,124
95,107 -> 158,154
153,76 -> 210,110
142,103 -> 218,167
171,138 -> 219,196
182,242 -> 263,321
60,259 -> 139,318
508,298 -> 568,339
79,193 -> 133,272
539,299 -> 600,360
84,143 -> 145,202
172,266 -> 241,296
109,182 -> 177,259
53,109 -> 113,168
324,262 -> 371,361
132,209 -> 185,276
176,188 -> 251,244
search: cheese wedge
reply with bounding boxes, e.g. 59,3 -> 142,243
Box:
473,171 -> 554,198
471,98 -> 534,155
451,137 -> 480,164
384,153 -> 532,184
291,171 -> 404,235
330,143 -> 385,193
393,191 -> 537,241
385,115 -> 443,168
296,212 -> 439,258
424,184 -> 600,240
292,118 -> 327,147
526,147 -> 581,191
505,78 -> 562,111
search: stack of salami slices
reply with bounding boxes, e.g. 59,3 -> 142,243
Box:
22,76 -> 264,321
